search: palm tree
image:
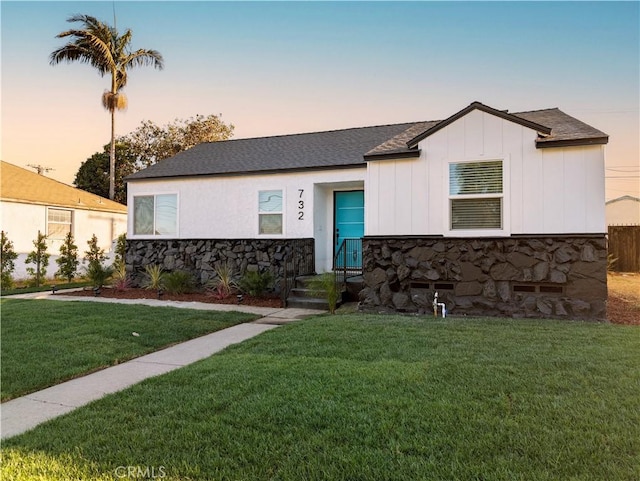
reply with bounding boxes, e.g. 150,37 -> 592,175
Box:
50,14 -> 163,200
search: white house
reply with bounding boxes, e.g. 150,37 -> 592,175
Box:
1,161 -> 127,280
606,196 -> 640,226
126,102 -> 609,320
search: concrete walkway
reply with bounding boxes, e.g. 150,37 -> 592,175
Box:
1,291 -> 324,439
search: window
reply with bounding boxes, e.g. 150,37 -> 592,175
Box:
133,194 -> 177,236
449,160 -> 503,230
47,208 -> 72,239
258,190 -> 283,235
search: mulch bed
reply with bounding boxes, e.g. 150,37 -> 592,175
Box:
60,287 -> 283,308
58,287 -> 637,324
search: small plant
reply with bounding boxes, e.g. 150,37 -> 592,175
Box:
163,270 -> 195,295
142,264 -> 164,290
238,269 -> 274,297
1,230 -> 18,289
112,262 -> 131,291
114,233 -> 127,266
25,231 -> 50,287
86,262 -> 114,289
206,262 -> 237,299
56,231 -> 80,283
308,272 -> 341,314
607,254 -> 618,272
85,234 -> 107,272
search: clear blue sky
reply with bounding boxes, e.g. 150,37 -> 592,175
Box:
2,1 -> 638,199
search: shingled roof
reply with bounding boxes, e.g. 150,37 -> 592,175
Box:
127,102 -> 608,180
1,161 -> 126,213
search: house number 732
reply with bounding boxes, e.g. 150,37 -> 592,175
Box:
298,189 -> 304,220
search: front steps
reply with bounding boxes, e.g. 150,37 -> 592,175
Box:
285,275 -> 341,310
285,274 -> 365,310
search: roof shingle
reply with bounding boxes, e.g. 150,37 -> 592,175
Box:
1,161 -> 126,213
127,103 -> 608,180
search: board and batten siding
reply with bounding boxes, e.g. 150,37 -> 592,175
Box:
365,109 -> 606,236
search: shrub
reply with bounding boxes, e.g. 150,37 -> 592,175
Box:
1,231 -> 18,289
238,269 -> 274,297
114,233 -> 127,266
142,264 -> 164,290
163,270 -> 195,295
112,262 -> 131,291
25,231 -> 50,287
56,231 -> 79,283
206,262 -> 237,299
308,272 -> 341,314
84,234 -> 106,272
86,262 -> 114,289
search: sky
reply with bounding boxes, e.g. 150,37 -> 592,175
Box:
1,1 -> 638,200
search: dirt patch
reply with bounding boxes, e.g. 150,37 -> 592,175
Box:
607,273 -> 640,325
61,287 -> 283,309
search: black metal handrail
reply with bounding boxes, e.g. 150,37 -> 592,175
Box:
334,238 -> 363,290
281,239 -> 315,306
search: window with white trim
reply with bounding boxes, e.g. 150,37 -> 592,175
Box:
47,208 -> 72,239
449,160 -> 503,230
133,194 -> 177,236
258,190 -> 283,235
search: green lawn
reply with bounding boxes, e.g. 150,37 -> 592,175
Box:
3,315 -> 639,480
0,299 -> 258,401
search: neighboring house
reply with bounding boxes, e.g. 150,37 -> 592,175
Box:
1,161 -> 127,280
126,102 -> 609,320
606,195 -> 640,226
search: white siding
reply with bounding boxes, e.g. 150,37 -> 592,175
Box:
366,109 -> 606,236
0,200 -> 126,279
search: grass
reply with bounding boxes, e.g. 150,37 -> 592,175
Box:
0,280 -> 91,296
3,314 -> 639,480
0,299 -> 258,401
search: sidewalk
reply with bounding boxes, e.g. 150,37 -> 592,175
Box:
1,292 -> 324,439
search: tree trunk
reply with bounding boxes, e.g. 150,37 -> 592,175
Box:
109,107 -> 116,200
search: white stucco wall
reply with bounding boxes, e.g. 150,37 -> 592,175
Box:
127,168 -> 366,272
1,200 -> 127,280
366,109 -> 606,236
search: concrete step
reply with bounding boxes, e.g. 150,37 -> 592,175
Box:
289,287 -> 325,299
286,296 -> 334,310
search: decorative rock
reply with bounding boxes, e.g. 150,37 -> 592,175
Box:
549,269 -> 567,284
364,267 -> 387,287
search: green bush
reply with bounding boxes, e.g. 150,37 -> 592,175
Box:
141,265 -> 164,290
86,262 -> 114,289
55,232 -> 79,283
163,270 -> 195,295
238,269 -> 274,297
206,262 -> 237,299
25,231 -> 50,287
1,231 -> 18,289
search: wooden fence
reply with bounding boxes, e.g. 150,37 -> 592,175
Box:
608,225 -> 640,272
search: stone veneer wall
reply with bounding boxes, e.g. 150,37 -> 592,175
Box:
359,236 -> 607,320
125,238 -> 314,289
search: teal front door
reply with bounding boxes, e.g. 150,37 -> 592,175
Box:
334,191 -> 364,269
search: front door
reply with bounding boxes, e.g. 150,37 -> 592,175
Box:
334,190 -> 364,268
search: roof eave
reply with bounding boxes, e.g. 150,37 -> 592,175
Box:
126,163 -> 367,182
536,136 -> 609,148
407,101 -> 553,148
363,149 -> 421,161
